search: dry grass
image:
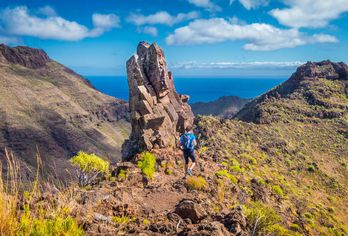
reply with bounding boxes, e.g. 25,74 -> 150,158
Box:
0,148 -> 84,236
0,149 -> 21,235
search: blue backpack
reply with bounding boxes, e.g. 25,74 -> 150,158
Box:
181,133 -> 194,151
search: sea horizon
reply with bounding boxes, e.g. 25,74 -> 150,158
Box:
86,75 -> 287,103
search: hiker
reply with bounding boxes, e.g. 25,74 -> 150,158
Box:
179,126 -> 197,176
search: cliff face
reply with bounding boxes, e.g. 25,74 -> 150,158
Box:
123,42 -> 194,158
0,44 -> 130,181
0,44 -> 50,69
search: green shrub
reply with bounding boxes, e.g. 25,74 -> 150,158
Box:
185,176 -> 208,190
137,152 -> 156,179
70,151 -> 110,187
21,216 -> 85,236
269,224 -> 301,236
215,169 -> 237,184
272,185 -> 284,197
290,223 -> 302,232
112,215 -> 136,225
307,165 -> 316,172
143,218 -> 150,225
327,207 -> 335,213
244,202 -> 282,235
117,169 -> 127,181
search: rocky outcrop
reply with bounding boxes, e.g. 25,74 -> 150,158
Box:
0,44 -> 130,181
175,199 -> 207,223
0,44 -> 51,69
290,60 -> 348,82
235,60 -> 348,123
123,42 -> 194,158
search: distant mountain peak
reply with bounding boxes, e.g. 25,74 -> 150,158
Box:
0,44 -> 51,69
291,60 -> 348,82
235,61 -> 348,123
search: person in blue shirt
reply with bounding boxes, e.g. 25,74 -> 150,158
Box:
179,126 -> 197,177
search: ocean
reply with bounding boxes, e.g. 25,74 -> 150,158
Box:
86,76 -> 287,103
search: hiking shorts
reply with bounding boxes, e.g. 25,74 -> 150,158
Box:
183,149 -> 196,164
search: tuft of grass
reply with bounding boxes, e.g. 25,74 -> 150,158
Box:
1,149 -> 84,236
21,215 -> 84,236
0,150 -> 21,236
307,164 -> 316,172
215,169 -> 237,184
117,169 -> 127,181
244,201 -> 282,236
70,151 -> 110,187
272,185 -> 284,198
290,223 -> 302,232
112,215 -> 136,225
137,152 -> 156,179
217,179 -> 225,202
143,218 -> 150,225
185,176 -> 208,191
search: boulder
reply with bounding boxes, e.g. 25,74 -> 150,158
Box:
221,206 -> 247,235
178,221 -> 232,236
175,199 -> 207,223
123,42 -> 194,158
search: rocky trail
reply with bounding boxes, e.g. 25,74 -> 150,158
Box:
43,148 -> 247,236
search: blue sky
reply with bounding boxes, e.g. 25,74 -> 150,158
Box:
0,0 -> 347,77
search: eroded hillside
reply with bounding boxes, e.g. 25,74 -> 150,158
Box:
0,44 -> 130,181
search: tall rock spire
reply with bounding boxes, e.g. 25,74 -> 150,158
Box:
123,42 -> 194,158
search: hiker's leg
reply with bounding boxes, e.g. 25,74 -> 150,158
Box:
183,151 -> 189,176
190,162 -> 196,170
189,150 -> 196,170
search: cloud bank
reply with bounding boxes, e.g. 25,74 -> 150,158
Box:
230,0 -> 269,10
172,61 -> 304,69
0,6 -> 120,41
166,18 -> 337,51
270,0 -> 348,28
187,0 -> 221,11
127,11 -> 199,26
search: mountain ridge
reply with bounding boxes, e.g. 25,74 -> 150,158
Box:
0,44 -> 130,181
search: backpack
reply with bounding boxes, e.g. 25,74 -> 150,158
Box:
182,133 -> 194,151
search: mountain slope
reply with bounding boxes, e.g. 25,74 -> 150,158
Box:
235,61 -> 348,124
191,96 -> 250,118
33,61 -> 346,235
0,44 -> 130,181
194,61 -> 348,235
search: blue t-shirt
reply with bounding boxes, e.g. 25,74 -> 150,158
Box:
180,132 -> 196,150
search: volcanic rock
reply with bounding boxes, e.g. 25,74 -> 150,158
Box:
0,44 -> 50,69
175,199 -> 207,223
123,42 -> 194,158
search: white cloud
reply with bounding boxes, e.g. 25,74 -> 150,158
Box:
37,5 -> 56,16
270,0 -> 348,28
230,0 -> 269,10
172,60 -> 304,69
0,35 -> 19,44
0,6 -> 119,41
188,0 -> 221,11
166,18 -> 337,51
138,26 -> 158,37
92,13 -> 120,29
127,11 -> 199,26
